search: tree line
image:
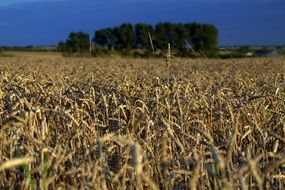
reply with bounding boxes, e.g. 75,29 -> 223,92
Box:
58,22 -> 218,57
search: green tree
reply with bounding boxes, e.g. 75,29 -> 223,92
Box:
57,41 -> 66,52
200,24 -> 218,51
154,22 -> 175,50
65,32 -> 90,55
94,28 -> 115,50
172,23 -> 188,50
134,23 -> 153,49
184,22 -> 203,50
184,23 -> 218,52
113,23 -> 135,50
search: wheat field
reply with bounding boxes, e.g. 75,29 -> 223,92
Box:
0,52 -> 285,189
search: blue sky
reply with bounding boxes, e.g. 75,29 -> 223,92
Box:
0,0 -> 284,46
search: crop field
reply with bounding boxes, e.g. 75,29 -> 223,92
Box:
0,52 -> 285,189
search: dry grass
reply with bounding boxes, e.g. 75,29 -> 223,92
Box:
0,52 -> 285,189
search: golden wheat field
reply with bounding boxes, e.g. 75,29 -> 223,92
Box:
0,52 -> 285,189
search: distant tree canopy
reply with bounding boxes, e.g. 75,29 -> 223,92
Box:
114,23 -> 135,50
94,28 -> 114,50
58,32 -> 90,56
94,22 -> 218,52
58,22 -> 218,57
134,23 -> 153,49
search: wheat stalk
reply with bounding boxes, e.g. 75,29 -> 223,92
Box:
0,157 -> 34,171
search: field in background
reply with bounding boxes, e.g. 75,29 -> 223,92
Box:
0,53 -> 285,189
